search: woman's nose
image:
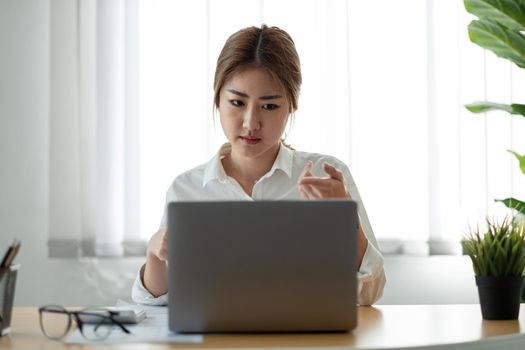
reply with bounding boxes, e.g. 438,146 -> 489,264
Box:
242,107 -> 261,131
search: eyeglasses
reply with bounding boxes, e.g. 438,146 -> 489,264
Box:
38,305 -> 131,341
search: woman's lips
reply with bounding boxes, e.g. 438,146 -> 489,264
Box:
240,136 -> 261,145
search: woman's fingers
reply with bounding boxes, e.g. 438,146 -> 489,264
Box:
299,160 -> 313,179
299,184 -> 318,199
323,163 -> 344,181
148,229 -> 168,261
159,230 -> 168,261
299,185 -> 312,199
298,161 -> 314,198
300,183 -> 334,198
298,177 -> 332,188
308,184 -> 324,198
298,161 -> 348,199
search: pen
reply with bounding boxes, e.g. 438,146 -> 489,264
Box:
4,240 -> 21,267
0,240 -> 15,268
1,239 -> 20,268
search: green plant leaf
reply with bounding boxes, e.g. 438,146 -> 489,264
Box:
496,244 -> 507,274
513,104 -> 525,116
506,244 -> 518,275
464,0 -> 525,31
486,252 -> 498,275
468,19 -> 525,68
465,102 -> 525,117
477,239 -> 488,275
507,150 -> 525,174
495,198 -> 525,216
514,253 -> 525,275
464,216 -> 525,277
509,235 -> 525,274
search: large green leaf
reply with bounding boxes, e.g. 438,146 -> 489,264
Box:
465,102 -> 525,117
468,19 -> 525,68
507,150 -> 525,174
513,104 -> 525,115
495,197 -> 525,215
464,0 -> 525,31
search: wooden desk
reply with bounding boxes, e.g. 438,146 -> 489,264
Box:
1,304 -> 525,349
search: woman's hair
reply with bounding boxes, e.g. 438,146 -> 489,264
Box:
213,24 -> 302,114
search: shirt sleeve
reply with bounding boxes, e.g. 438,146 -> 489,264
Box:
357,241 -> 386,306
159,184 -> 178,230
334,158 -> 386,305
132,184 -> 177,305
131,264 -> 168,306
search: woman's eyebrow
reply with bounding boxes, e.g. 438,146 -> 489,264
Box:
227,89 -> 282,100
259,94 -> 283,100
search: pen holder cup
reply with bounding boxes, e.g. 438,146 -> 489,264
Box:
0,264 -> 19,337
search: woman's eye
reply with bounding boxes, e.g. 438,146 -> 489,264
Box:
263,104 -> 279,110
229,100 -> 244,107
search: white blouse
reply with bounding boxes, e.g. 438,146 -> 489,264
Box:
132,143 -> 386,306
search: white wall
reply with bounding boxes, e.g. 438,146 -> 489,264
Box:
380,256 -> 478,305
0,0 -> 479,307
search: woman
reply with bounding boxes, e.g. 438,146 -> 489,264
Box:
132,24 -> 386,306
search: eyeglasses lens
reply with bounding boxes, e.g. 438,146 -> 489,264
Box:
40,306 -> 71,339
78,309 -> 113,340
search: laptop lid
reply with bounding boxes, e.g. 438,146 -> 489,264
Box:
168,200 -> 358,333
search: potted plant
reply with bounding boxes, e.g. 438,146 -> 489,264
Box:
462,217 -> 525,320
463,0 -> 525,301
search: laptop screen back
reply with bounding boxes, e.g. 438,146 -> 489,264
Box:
168,200 -> 358,333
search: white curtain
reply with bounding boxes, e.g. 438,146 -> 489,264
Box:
48,0 -> 525,257
49,0 -> 141,257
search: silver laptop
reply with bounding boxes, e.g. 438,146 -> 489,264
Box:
167,200 -> 358,333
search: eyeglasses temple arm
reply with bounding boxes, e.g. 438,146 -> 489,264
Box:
109,316 -> 132,334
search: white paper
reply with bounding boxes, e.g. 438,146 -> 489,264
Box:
65,301 -> 203,344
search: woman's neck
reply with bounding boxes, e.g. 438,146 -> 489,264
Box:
224,143 -> 281,185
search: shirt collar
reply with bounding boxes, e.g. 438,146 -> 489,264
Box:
267,142 -> 294,179
202,143 -> 230,187
202,142 -> 294,188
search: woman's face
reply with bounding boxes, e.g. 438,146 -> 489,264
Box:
219,67 -> 290,161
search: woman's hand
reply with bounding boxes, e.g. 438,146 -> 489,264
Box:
143,228 -> 168,297
298,162 -> 368,265
147,228 -> 168,261
298,161 -> 350,199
